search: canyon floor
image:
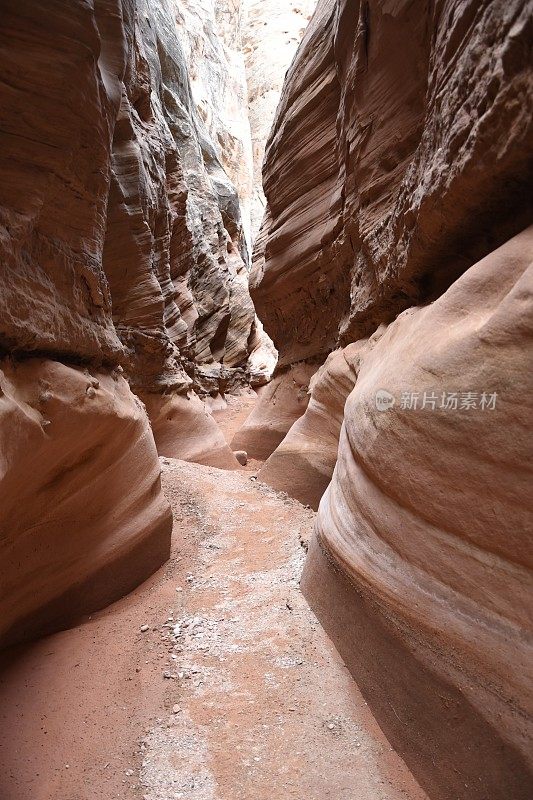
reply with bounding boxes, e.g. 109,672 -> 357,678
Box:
0,395 -> 427,800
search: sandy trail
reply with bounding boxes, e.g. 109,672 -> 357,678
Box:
0,399 -> 427,800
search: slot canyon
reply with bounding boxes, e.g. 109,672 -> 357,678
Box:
0,0 -> 532,798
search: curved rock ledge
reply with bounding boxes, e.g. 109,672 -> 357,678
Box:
303,227 -> 533,796
256,339 -> 372,507
139,390 -> 241,469
230,362 -> 317,460
0,359 -> 172,649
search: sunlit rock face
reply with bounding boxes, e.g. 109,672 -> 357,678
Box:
242,0 -> 318,238
168,0 -> 278,388
108,0 -> 260,400
174,0 -> 254,254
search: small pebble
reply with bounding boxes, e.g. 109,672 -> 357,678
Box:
172,705 -> 181,714
140,624 -> 149,632
233,450 -> 248,466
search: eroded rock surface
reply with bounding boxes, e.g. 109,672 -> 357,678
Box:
0,0 -> 274,644
230,362 -> 317,460
252,0 -> 533,366
303,227 -> 533,798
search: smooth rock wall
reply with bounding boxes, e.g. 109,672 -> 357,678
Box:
230,362 -> 318,460
303,228 -> 533,797
0,359 -> 172,648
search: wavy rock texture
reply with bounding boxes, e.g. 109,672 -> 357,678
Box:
303,227 -> 533,798
139,390 -> 240,468
0,359 -> 172,649
257,338 -> 372,508
104,0 -> 262,400
242,0 -> 318,237
0,0 -> 276,644
252,1 -> 533,794
230,362 -> 317,460
252,0 -> 533,366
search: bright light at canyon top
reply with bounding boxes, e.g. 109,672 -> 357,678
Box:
168,0 -> 318,252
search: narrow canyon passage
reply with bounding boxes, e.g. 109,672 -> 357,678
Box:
1,0 -> 531,798
0,398 -> 426,800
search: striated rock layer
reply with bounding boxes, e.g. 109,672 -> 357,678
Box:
0,359 -> 172,648
103,0 -> 265,401
303,229 -> 533,797
251,0 -> 533,366
230,362 -> 317,461
252,1 -> 533,795
0,0 -> 273,644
